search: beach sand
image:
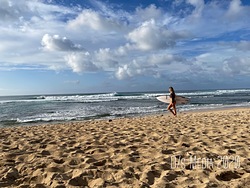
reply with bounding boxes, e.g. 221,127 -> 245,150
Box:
0,108 -> 250,187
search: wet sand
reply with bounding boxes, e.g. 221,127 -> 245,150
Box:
0,108 -> 250,187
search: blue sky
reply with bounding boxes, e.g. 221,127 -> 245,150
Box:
0,0 -> 250,95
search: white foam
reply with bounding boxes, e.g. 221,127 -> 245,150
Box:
179,102 -> 250,112
178,89 -> 250,96
15,109 -> 92,123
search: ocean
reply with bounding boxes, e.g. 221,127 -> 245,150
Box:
0,89 -> 249,127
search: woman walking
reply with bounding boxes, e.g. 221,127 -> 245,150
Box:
167,87 -> 177,116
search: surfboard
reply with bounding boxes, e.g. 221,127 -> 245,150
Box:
156,95 -> 189,105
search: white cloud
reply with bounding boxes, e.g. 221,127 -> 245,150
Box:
236,41 -> 250,51
41,34 -> 82,51
127,19 -> 188,51
115,64 -> 131,80
220,41 -> 250,52
94,48 -> 119,69
174,0 -> 250,38
0,0 -> 75,24
148,53 -> 185,65
0,0 -> 34,23
68,9 -> 123,32
115,60 -> 158,80
135,4 -> 163,22
64,52 -> 99,73
187,0 -> 205,18
226,0 -> 243,18
223,57 -> 250,75
0,0 -> 79,71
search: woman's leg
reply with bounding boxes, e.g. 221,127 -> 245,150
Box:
167,103 -> 175,116
173,103 -> 177,116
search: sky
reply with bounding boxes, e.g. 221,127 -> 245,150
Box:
0,0 -> 250,95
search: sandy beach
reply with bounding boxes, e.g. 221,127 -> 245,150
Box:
0,108 -> 250,187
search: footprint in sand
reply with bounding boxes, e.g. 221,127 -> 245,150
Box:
140,169 -> 161,186
216,171 -> 242,181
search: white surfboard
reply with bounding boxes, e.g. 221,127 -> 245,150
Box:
156,95 -> 189,105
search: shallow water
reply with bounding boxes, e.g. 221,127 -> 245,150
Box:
0,89 -> 249,127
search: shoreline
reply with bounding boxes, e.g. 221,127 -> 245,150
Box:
1,106 -> 250,129
1,107 -> 250,187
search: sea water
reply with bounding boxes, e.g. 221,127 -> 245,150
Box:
0,89 -> 249,127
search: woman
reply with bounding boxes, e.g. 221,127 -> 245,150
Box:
167,86 -> 177,116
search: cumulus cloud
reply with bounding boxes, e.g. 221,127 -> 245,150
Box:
127,19 -> 188,51
236,41 -> 250,51
135,4 -> 163,22
65,52 -> 99,73
223,57 -> 250,75
115,63 -> 142,80
68,9 -> 123,32
148,53 -> 185,65
226,0 -> 243,19
115,60 -> 158,80
94,48 -> 119,69
41,34 -> 82,52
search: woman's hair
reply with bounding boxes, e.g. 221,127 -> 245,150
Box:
169,86 -> 175,93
